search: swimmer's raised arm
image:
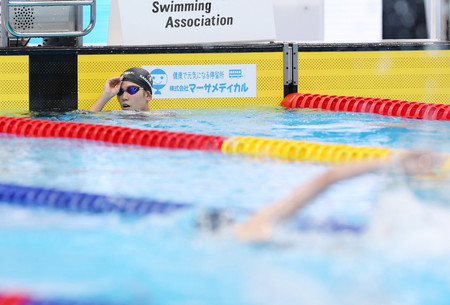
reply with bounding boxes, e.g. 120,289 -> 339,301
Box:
233,152 -> 446,242
89,68 -> 153,112
89,76 -> 122,112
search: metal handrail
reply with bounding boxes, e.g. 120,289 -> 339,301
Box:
2,0 -> 96,37
8,0 -> 95,6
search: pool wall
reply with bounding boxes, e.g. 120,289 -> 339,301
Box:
0,41 -> 449,111
295,44 -> 450,105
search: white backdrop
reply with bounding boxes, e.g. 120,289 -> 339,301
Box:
273,0 -> 325,41
108,0 -> 277,45
108,0 -> 384,45
324,0 -> 382,42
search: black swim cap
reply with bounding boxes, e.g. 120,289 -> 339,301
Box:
121,67 -> 153,95
194,209 -> 235,232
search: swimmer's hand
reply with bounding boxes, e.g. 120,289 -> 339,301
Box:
89,76 -> 123,112
396,151 -> 447,176
103,76 -> 123,98
233,215 -> 274,243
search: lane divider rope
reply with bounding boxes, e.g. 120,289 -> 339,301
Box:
0,116 -> 225,151
0,183 -> 188,215
0,182 -> 364,233
221,136 -> 392,163
281,93 -> 450,121
0,116 -> 393,163
0,293 -> 113,305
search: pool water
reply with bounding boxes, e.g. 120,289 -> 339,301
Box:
0,107 -> 449,305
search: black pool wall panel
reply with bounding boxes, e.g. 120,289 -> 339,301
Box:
29,53 -> 78,112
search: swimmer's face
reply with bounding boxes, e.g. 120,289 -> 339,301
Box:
117,81 -> 152,111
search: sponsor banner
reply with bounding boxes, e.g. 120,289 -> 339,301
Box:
108,0 -> 276,45
142,64 -> 257,99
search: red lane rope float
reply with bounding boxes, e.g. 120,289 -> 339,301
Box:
0,294 -> 29,305
0,293 -> 116,305
0,116 -> 225,151
281,93 -> 450,121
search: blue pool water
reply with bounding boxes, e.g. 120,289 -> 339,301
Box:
0,107 -> 449,305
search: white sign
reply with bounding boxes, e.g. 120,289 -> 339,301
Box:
273,0 -> 325,41
324,0 -> 382,42
142,64 -> 257,99
108,0 -> 276,45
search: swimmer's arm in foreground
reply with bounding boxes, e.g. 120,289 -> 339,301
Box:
89,76 -> 123,112
233,152 -> 444,242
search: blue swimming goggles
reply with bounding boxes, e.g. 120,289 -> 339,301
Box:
117,86 -> 144,96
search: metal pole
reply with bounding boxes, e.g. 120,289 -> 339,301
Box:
0,0 -> 7,47
8,0 -> 95,6
430,0 -> 438,39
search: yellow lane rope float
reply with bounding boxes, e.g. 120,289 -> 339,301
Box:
222,136 -> 392,163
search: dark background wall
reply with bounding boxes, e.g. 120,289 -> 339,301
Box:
383,0 -> 428,39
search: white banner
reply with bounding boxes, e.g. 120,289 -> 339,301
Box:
142,64 -> 257,99
108,0 -> 276,45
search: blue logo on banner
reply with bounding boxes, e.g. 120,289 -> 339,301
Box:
229,69 -> 243,79
151,69 -> 168,95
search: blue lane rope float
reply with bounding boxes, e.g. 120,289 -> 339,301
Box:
0,183 -> 189,215
0,183 -> 364,233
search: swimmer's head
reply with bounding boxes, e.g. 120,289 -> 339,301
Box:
121,67 -> 153,95
118,67 -> 153,111
195,209 -> 235,233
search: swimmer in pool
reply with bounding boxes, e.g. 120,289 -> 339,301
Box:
90,67 -> 153,112
224,151 -> 446,242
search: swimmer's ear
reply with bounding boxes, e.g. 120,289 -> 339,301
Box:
145,90 -> 152,100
